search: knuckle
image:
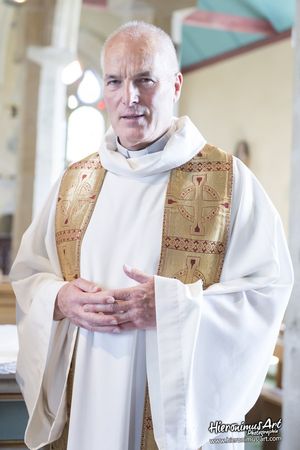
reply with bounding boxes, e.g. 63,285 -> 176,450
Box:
135,318 -> 144,328
132,309 -> 140,322
106,304 -> 114,313
132,292 -> 142,302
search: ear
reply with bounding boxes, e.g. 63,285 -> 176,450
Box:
173,72 -> 183,103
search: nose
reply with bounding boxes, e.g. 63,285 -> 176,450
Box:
121,81 -> 139,106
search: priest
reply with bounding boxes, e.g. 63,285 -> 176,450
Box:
10,21 -> 293,450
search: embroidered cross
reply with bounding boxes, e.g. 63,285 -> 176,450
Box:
167,174 -> 229,236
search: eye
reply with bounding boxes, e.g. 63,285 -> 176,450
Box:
138,78 -> 155,85
106,79 -> 121,86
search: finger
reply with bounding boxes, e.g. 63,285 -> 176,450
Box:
81,311 -> 119,327
106,287 -> 132,301
123,264 -> 151,284
77,319 -> 120,334
73,277 -> 101,293
83,303 -> 116,314
113,311 -> 132,324
82,292 -> 115,304
111,301 -> 132,313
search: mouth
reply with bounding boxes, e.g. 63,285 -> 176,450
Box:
120,114 -> 145,120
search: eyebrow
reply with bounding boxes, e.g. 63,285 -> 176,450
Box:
104,71 -> 153,81
134,71 -> 153,77
104,75 -> 119,81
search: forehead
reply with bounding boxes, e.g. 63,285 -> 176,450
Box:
103,35 -> 164,76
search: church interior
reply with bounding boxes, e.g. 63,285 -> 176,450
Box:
0,0 -> 299,449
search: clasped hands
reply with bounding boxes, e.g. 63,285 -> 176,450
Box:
54,265 -> 156,333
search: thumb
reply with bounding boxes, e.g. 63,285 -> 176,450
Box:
72,277 -> 101,293
123,264 -> 151,284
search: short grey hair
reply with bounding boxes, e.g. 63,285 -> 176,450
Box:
101,20 -> 179,73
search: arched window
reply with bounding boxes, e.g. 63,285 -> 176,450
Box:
64,67 -> 106,164
66,106 -> 104,163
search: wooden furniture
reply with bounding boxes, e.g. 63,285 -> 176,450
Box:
0,288 -> 48,449
0,283 -> 16,325
0,374 -> 28,449
0,235 -> 11,276
0,285 -> 27,448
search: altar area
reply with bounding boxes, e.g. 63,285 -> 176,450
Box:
0,283 -> 28,449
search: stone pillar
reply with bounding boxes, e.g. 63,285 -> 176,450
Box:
12,0 -> 82,256
281,1 -> 300,448
27,47 -> 70,216
12,0 -> 56,258
0,4 -> 14,85
28,0 -> 82,216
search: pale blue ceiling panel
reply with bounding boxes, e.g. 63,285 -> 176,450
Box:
196,0 -> 295,32
181,25 -> 262,68
198,0 -> 260,19
181,0 -> 295,69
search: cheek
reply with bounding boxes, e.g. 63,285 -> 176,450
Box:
144,92 -> 162,115
150,92 -> 173,117
104,103 -> 120,127
103,95 -> 110,111
104,92 -> 118,112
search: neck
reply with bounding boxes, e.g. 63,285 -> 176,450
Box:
118,127 -> 170,151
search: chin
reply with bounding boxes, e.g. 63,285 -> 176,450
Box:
122,134 -> 147,149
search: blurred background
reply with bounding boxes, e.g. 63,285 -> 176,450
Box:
0,1 -> 299,449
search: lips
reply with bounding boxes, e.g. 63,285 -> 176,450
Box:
121,114 -> 144,119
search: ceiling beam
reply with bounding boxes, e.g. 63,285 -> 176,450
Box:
83,0 -> 107,7
181,29 -> 291,74
183,10 -> 276,36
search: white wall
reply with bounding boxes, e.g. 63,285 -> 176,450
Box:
179,39 -> 293,232
0,7 -> 22,221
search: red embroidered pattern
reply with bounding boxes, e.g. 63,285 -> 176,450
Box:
163,236 -> 225,254
55,229 -> 82,244
145,416 -> 153,430
70,155 -> 101,170
179,161 -> 231,172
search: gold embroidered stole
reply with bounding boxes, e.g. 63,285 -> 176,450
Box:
55,154 -> 106,281
53,145 -> 232,450
156,144 -> 232,288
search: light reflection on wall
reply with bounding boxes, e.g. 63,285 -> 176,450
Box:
66,106 -> 104,163
65,67 -> 105,163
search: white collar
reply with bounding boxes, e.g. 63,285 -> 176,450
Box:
99,116 -> 206,178
116,129 -> 171,159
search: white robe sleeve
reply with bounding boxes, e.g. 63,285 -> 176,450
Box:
146,157 -> 294,450
10,178 -> 77,449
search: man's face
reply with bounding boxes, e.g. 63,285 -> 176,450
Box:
103,35 -> 182,150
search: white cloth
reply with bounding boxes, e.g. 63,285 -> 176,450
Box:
116,127 -> 171,158
10,116 -> 293,450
